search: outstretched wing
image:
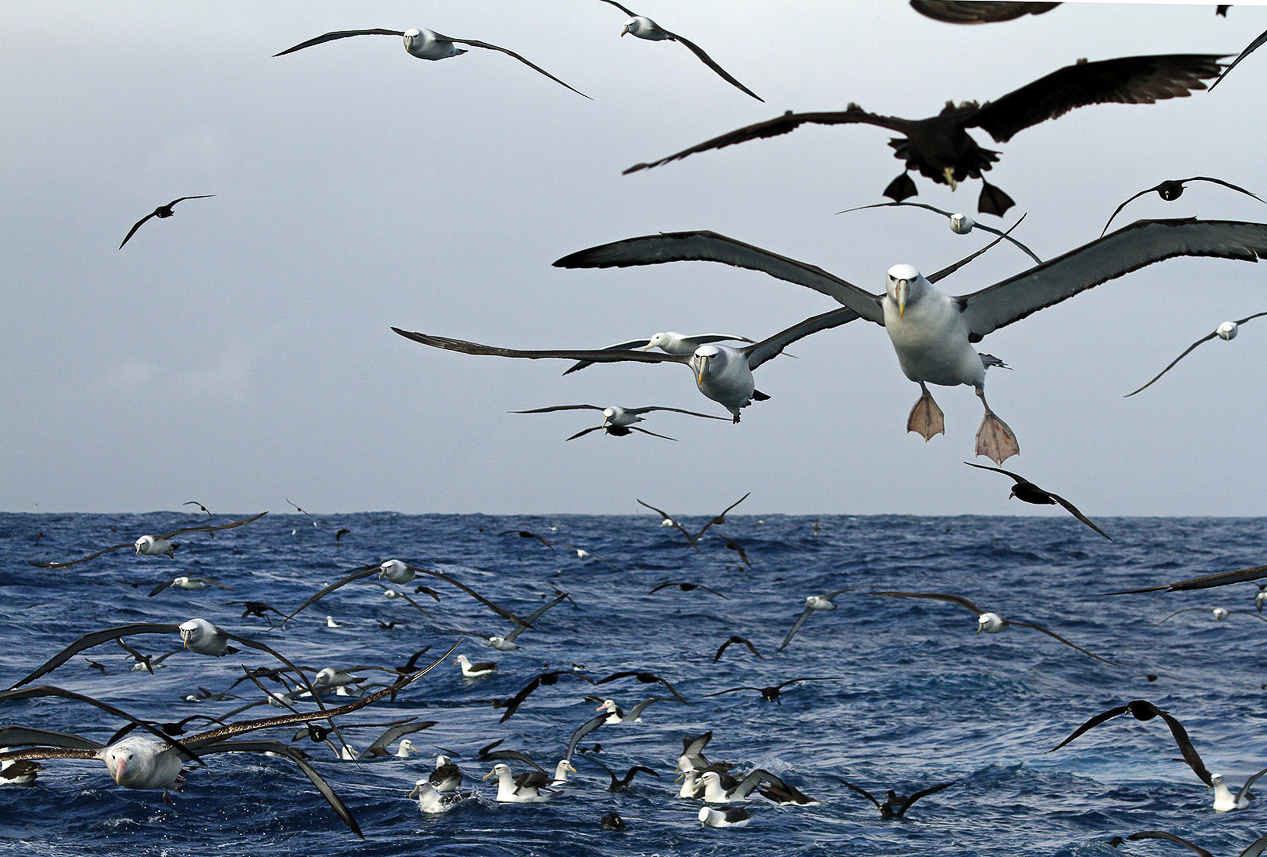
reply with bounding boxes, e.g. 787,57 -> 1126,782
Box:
662,29 -> 762,101
282,564 -> 379,623
1007,620 -> 1118,665
960,219 -> 1267,340
1122,831 -> 1213,857
969,54 -> 1225,143
835,776 -> 882,808
1047,493 -> 1113,541
158,511 -> 269,539
896,780 -> 956,817
11,622 -> 182,687
778,606 -> 816,651
1126,312 -> 1267,397
436,34 -> 590,99
1049,704 -> 1130,751
118,212 -> 157,249
393,328 -> 687,366
869,590 -> 986,616
274,29 -> 405,57
1210,28 -> 1267,90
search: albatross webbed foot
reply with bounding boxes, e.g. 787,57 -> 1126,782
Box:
907,385 -> 945,441
974,385 -> 1019,463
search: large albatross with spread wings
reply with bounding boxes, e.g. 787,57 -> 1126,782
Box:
553,218 -> 1267,463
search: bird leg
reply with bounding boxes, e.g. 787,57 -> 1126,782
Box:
974,386 -> 1019,464
977,179 -> 1015,217
883,172 -> 918,203
906,383 -> 945,441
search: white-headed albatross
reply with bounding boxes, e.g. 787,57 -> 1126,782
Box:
554,219 -> 1267,463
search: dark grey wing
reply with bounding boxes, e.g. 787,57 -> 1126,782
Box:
158,510 -> 269,539
563,340 -> 652,375
909,1 -> 1060,24
508,591 -> 570,638
119,212 -> 157,249
148,580 -> 173,597
966,222 -> 1043,264
499,676 -> 543,723
1126,311 -> 1267,397
392,328 -> 687,367
0,746 -> 100,763
743,308 -> 860,372
555,230 -> 884,324
1123,831 -> 1214,857
408,565 -> 531,627
0,686 -> 200,762
167,195 -> 215,207
201,740 -> 361,838
1158,606 -> 1209,623
621,107 -> 909,174
1124,330 -> 1220,397
701,686 -> 757,698
364,720 -> 438,754
598,0 -> 638,16
274,29 -> 405,57
1234,765 -> 1267,806
1007,620 -> 1118,665
925,215 -> 1031,283
479,743 -> 547,774
869,590 -> 986,616
634,406 -> 730,420
1239,836 -> 1267,857
281,564 -> 378,623
1047,493 -> 1113,541
969,54 -> 1225,143
896,780 -> 956,816
513,404 -> 603,414
625,696 -> 671,721
28,540 -> 133,568
835,776 -> 881,808
1210,27 -> 1267,90
1183,177 -> 1266,204
838,200 -> 950,217
565,712 -> 609,762
963,460 -> 1024,484
636,498 -> 699,546
1049,704 -> 1130,751
1155,709 -> 1212,785
0,727 -> 102,751
11,622 -> 181,687
778,606 -> 816,651
661,29 -> 762,101
1128,563 -> 1267,593
628,426 -> 676,441
1101,187 -> 1163,236
959,219 -> 1267,340
437,34 -> 590,98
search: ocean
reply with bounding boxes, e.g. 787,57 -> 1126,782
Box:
2,510 -> 1266,856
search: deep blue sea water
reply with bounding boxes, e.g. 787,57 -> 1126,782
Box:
2,511 -> 1267,856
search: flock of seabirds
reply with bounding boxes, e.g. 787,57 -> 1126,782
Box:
12,0 -> 1267,852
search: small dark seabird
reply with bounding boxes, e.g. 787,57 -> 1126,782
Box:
650,581 -> 728,599
28,511 -> 267,569
836,777 -> 955,818
621,53 -> 1225,215
394,307 -> 857,423
1124,313 -> 1267,397
1101,177 -> 1264,235
600,811 -> 627,830
869,591 -> 1118,664
964,462 -> 1110,540
637,493 -> 749,548
712,635 -> 763,663
512,403 -> 727,441
553,218 -> 1267,463
584,755 -> 659,791
118,195 -> 214,249
703,676 -> 839,705
596,1 -> 762,101
273,27 -> 588,98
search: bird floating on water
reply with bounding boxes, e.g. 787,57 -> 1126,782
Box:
273,27 -> 588,98
621,54 -> 1224,215
554,218 -> 1267,463
596,0 -> 762,101
1125,313 -> 1267,397
698,805 -> 750,827
836,776 -> 955,819
118,195 -> 214,249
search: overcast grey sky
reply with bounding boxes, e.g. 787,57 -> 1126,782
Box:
3,1 -> 1266,516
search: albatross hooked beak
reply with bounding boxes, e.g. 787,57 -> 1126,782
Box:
895,279 -> 908,319
695,355 -> 709,385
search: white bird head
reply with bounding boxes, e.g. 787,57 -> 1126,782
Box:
134,536 -> 153,554
483,763 -> 511,781
691,344 -> 721,385
409,777 -> 429,798
397,739 -> 417,757
886,264 -> 923,318
1213,607 -> 1229,620
1217,321 -> 1239,341
948,213 -> 974,234
596,698 -> 617,712
976,612 -> 1005,633
172,576 -> 190,587
379,559 -> 414,583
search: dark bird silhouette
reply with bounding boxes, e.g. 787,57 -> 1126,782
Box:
595,670 -> 687,704
703,676 -> 839,704
836,776 -> 955,818
1050,699 -> 1212,786
229,600 -> 288,627
636,493 -> 750,549
118,196 -> 214,249
1125,313 -> 1267,397
1102,177 -> 1264,235
498,669 -> 595,723
1210,27 -> 1267,90
497,529 -> 615,566
1109,830 -> 1267,857
622,54 -> 1225,215
649,580 -> 727,599
584,755 -> 660,791
600,811 -> 626,830
1105,561 -> 1267,595
712,635 -> 763,663
964,462 -> 1111,539
335,528 -> 351,543
182,500 -> 213,518
837,201 -> 1042,264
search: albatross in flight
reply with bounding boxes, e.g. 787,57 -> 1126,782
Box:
1101,177 -> 1264,236
273,27 -> 588,98
963,462 -> 1111,540
596,1 -> 762,101
393,307 -> 859,423
28,511 -> 268,569
554,218 -> 1267,463
511,403 -> 728,441
836,201 -> 1042,264
118,195 -> 215,249
563,331 -> 755,375
1124,313 -> 1267,397
622,53 -> 1224,215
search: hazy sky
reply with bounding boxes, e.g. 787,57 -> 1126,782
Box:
4,1 -> 1266,517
